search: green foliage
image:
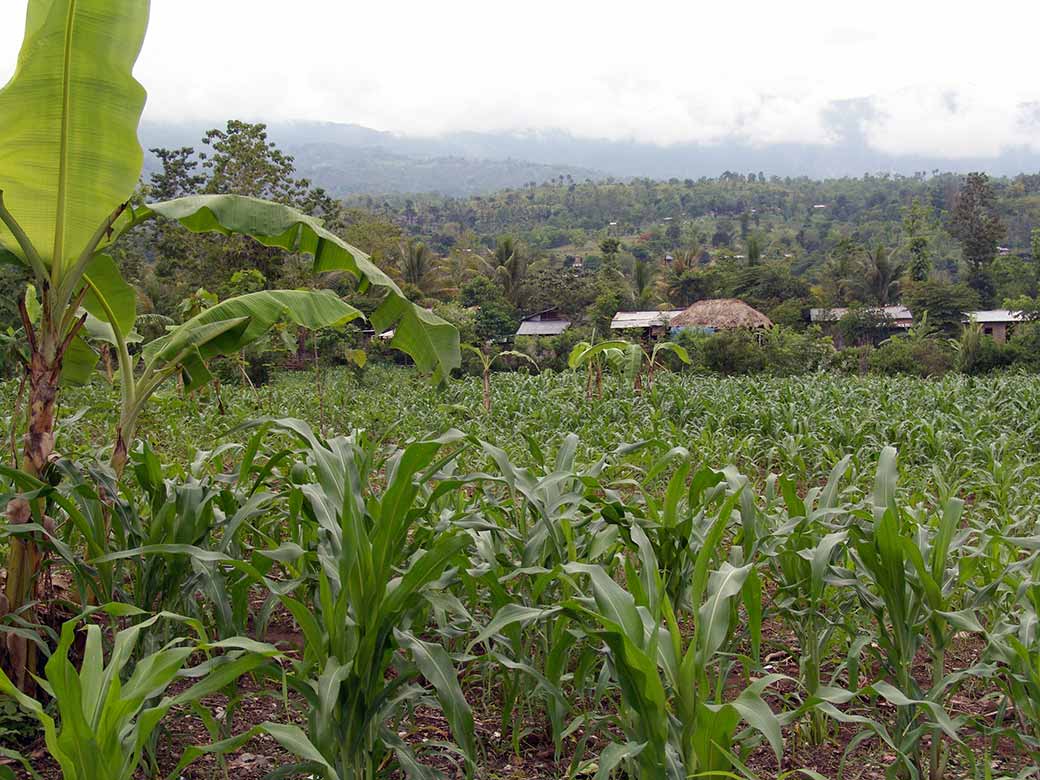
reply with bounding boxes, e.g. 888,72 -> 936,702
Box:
869,338 -> 954,377
249,422 -> 476,779
0,605 -> 278,780
948,172 -> 1006,304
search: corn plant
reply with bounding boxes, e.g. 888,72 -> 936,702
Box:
462,435 -> 635,754
0,604 -> 279,780
627,450 -> 732,612
241,420 -> 476,780
766,456 -> 855,745
976,548 -> 1040,768
847,447 -> 977,780
561,519 -> 785,779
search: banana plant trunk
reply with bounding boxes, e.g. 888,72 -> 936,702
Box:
2,306 -> 71,691
482,368 -> 491,412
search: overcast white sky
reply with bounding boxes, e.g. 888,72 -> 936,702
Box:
2,1 -> 1039,158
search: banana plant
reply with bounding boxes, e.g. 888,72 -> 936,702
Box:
621,340 -> 691,393
0,604 -> 280,780
0,0 -> 458,688
461,344 -> 537,412
568,338 -> 630,399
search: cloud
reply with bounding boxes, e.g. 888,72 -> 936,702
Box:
0,0 -> 1038,159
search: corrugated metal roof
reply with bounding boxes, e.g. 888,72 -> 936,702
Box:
610,310 -> 679,329
810,306 -> 912,323
970,310 -> 1025,323
516,319 -> 570,336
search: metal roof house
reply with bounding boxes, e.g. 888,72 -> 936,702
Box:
516,309 -> 571,337
969,310 -> 1025,343
610,310 -> 680,331
810,306 -> 914,328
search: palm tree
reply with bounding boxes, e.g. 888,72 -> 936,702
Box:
859,243 -> 908,306
633,260 -> 656,306
398,240 -> 446,297
488,236 -> 526,308
442,248 -> 480,294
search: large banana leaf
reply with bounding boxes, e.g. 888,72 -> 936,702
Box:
137,195 -> 460,380
143,289 -> 360,367
0,0 -> 149,269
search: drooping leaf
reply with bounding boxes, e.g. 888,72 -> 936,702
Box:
396,629 -> 476,774
137,195 -> 460,380
143,290 -> 359,368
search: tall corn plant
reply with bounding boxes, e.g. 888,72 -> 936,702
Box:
242,420 -> 476,780
766,456 -> 855,746
0,0 -> 458,689
977,546 -> 1040,767
464,436 -> 639,755
848,447 -> 977,780
561,519 -> 786,779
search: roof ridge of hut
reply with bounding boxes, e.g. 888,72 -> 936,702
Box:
671,298 -> 773,330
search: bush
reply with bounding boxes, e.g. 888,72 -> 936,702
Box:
699,330 -> 766,375
830,345 -> 873,375
515,327 -> 590,372
869,339 -> 953,377
1008,322 -> 1040,370
869,340 -> 918,375
760,326 -> 834,375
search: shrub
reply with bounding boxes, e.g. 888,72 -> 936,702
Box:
830,345 -> 873,374
700,330 -> 766,374
515,327 -> 590,372
869,339 -> 918,375
760,326 -> 835,374
1008,322 -> 1040,370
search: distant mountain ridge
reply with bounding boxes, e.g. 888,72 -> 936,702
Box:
139,121 -> 601,197
139,119 -> 1040,197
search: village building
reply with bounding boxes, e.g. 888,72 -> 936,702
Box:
610,310 -> 679,338
809,305 -> 914,330
516,308 -> 571,337
670,298 -> 773,332
970,310 -> 1025,343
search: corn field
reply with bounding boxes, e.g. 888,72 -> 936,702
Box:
2,367 -> 1040,779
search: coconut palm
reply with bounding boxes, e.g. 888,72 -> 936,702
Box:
487,237 -> 526,308
398,240 -> 447,297
633,260 -> 656,306
859,243 -> 908,306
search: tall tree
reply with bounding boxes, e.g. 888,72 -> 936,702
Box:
599,237 -> 621,265
859,244 -> 908,306
398,240 -> 446,298
632,259 -> 656,306
902,198 -> 933,281
746,235 -> 762,266
488,236 -> 527,309
948,172 -> 1005,304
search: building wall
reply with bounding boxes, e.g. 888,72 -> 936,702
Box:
981,323 -> 1009,343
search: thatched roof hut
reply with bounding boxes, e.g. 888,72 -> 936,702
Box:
671,298 -> 772,330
